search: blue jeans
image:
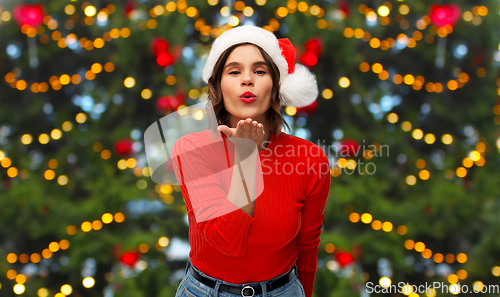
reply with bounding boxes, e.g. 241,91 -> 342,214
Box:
175,259 -> 306,297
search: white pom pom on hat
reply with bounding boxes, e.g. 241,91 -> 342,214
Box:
202,25 -> 318,108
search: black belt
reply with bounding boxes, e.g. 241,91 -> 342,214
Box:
187,262 -> 296,296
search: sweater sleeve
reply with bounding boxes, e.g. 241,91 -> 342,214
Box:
171,135 -> 255,257
297,150 -> 331,297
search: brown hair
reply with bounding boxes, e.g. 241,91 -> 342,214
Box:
207,42 -> 290,136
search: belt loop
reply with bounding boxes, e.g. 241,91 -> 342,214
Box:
184,259 -> 191,275
260,281 -> 267,297
212,280 -> 221,297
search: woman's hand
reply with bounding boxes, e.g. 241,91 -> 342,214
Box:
218,118 -> 265,154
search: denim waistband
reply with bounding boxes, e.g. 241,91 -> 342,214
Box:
184,259 -> 298,287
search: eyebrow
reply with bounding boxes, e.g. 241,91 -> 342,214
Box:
224,61 -> 268,71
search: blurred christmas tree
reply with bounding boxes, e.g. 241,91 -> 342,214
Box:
1,0 -> 500,296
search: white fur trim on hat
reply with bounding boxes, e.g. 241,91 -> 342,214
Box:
280,64 -> 319,107
202,25 -> 318,108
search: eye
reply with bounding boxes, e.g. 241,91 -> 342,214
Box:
228,71 -> 240,75
255,70 -> 267,74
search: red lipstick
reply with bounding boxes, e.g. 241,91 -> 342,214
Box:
240,91 -> 256,103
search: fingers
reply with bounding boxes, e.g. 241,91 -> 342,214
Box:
258,123 -> 265,136
225,119 -> 265,139
250,121 -> 258,137
235,120 -> 244,137
243,118 -> 252,136
217,125 -> 230,137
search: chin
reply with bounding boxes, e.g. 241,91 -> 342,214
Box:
234,113 -> 259,120
228,107 -> 256,116
229,111 -> 262,122
226,104 -> 269,123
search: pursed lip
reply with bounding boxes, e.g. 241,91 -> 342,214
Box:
240,91 -> 256,98
240,91 -> 256,103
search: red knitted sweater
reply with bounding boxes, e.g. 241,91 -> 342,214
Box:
172,129 -> 331,297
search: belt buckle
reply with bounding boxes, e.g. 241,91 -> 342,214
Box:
241,285 -> 255,297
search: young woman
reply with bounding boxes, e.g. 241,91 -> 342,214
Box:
172,25 -> 331,297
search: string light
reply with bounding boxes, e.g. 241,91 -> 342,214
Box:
17,230 -> 168,297
6,61 -> 115,93
13,284 -> 25,294
385,114 -> 487,180
351,212 -> 472,269
492,266 -> 500,277
4,211 -> 125,294
359,62 -> 469,92
38,288 -> 49,297
82,277 -> 95,288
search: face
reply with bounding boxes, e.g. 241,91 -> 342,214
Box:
220,44 -> 273,128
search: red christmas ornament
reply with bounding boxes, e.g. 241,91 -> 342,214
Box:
300,38 -> 322,68
157,51 -> 174,68
300,51 -> 318,68
156,96 -> 181,114
152,38 -> 170,57
124,1 -> 136,18
339,0 -> 350,18
120,251 -> 140,268
176,89 -> 186,106
296,100 -> 318,115
156,89 -> 186,114
429,4 -> 461,28
152,38 -> 180,68
339,138 -> 360,157
13,4 -> 45,27
114,139 -> 133,156
304,38 -> 323,57
334,251 -> 354,268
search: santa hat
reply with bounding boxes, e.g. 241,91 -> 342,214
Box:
202,25 -> 318,108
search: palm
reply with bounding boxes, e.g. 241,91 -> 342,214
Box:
218,118 -> 265,152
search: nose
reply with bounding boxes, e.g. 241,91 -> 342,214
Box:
241,71 -> 253,86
